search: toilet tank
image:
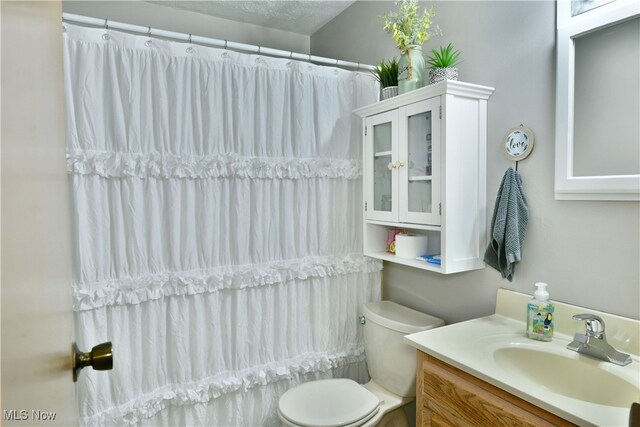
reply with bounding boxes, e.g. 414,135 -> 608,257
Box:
361,301 -> 444,397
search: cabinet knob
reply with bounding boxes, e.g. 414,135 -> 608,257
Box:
387,161 -> 405,170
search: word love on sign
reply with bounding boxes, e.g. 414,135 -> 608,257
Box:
503,126 -> 535,162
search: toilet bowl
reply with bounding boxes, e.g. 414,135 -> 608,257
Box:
277,301 -> 444,427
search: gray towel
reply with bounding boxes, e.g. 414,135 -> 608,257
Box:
484,167 -> 528,281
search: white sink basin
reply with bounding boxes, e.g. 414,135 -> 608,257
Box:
493,346 -> 640,408
405,314 -> 640,426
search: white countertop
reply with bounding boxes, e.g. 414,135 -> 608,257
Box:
404,290 -> 640,426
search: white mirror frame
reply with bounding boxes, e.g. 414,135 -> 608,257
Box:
555,0 -> 640,201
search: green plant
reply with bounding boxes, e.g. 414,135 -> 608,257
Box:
427,43 -> 462,69
383,0 -> 437,49
371,58 -> 399,88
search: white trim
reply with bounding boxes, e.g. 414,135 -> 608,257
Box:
555,0 -> 640,201
353,80 -> 494,118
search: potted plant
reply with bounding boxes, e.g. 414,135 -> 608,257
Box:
372,58 -> 399,100
383,0 -> 439,94
427,43 -> 461,84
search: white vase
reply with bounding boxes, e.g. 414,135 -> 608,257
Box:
381,86 -> 398,100
429,67 -> 459,84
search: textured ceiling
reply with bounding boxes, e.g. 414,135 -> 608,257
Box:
149,1 -> 355,35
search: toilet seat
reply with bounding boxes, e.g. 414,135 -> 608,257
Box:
278,379 -> 381,427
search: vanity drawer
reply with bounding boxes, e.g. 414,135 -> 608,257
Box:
417,352 -> 575,427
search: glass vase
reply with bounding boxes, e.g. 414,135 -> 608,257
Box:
398,45 -> 425,94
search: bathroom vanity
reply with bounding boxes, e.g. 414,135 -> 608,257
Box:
405,289 -> 640,426
417,351 -> 573,426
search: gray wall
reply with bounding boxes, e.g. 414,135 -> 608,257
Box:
312,1 -> 640,323
63,1 -> 310,53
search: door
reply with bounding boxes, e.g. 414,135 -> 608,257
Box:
365,109 -> 399,222
1,1 -> 78,425
398,97 -> 441,225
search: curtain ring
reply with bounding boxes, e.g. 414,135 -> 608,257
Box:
289,51 -> 293,59
258,46 -> 261,54
307,53 -> 311,62
102,18 -> 110,40
224,40 -> 228,49
186,34 -> 194,53
145,26 -> 153,47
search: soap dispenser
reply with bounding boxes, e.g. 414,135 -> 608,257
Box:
526,282 -> 554,341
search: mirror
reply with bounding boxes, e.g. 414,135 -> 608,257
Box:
573,17 -> 639,177
571,0 -> 615,16
555,0 -> 640,200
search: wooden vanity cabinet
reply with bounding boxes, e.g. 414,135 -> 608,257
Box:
416,351 -> 576,427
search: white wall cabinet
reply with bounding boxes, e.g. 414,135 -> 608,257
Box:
354,81 -> 494,274
365,97 -> 442,226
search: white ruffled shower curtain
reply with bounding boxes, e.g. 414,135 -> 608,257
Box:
63,24 -> 381,426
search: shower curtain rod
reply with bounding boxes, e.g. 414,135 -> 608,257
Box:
62,13 -> 376,71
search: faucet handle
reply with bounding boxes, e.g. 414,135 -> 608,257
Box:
572,313 -> 606,341
573,332 -> 588,345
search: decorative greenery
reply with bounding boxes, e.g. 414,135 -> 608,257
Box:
427,43 -> 462,69
371,58 -> 399,88
383,0 -> 438,49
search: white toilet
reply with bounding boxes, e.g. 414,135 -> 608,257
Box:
278,301 -> 444,427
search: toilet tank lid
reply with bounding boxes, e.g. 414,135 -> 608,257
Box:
362,301 -> 444,334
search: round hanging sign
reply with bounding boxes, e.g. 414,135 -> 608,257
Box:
503,126 -> 535,161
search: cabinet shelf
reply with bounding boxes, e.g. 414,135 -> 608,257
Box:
408,175 -> 432,182
365,251 -> 442,272
365,219 -> 440,232
374,150 -> 392,157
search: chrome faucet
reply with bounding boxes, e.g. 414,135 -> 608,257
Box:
567,313 -> 632,366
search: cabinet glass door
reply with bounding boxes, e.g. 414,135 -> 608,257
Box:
399,97 -> 441,225
365,110 -> 398,222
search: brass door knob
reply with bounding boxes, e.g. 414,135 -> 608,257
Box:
72,341 -> 113,382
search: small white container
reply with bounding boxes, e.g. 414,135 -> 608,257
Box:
381,86 -> 398,100
395,234 -> 428,259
